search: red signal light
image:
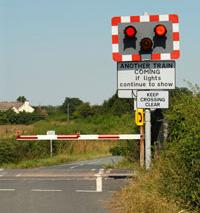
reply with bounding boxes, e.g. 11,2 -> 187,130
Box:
124,26 -> 136,37
155,24 -> 167,36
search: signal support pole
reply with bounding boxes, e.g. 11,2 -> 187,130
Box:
140,125 -> 145,167
145,109 -> 151,169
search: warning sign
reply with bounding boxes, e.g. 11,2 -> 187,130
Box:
137,91 -> 169,109
117,61 -> 175,90
118,90 -> 137,99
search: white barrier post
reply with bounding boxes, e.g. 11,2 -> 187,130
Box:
95,169 -> 104,192
96,175 -> 103,192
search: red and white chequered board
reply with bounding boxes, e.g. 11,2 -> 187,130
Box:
111,14 -> 180,62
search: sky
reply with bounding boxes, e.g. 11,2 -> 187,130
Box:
0,0 -> 199,106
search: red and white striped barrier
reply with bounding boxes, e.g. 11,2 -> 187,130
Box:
16,134 -> 141,141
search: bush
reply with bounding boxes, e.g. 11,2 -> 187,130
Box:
0,110 -> 47,125
159,86 -> 200,210
0,141 -> 18,164
0,139 -> 51,165
110,140 -> 140,162
159,138 -> 200,208
73,103 -> 94,118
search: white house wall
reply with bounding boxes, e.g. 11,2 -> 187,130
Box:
12,107 -> 19,114
18,102 -> 35,113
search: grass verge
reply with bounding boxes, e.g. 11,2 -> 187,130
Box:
110,165 -> 185,213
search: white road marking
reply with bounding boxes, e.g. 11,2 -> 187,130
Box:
51,160 -> 90,168
70,166 -> 78,169
0,189 -> 16,191
0,175 -> 3,177
70,163 -> 84,169
87,161 -> 99,165
31,189 -> 62,192
76,190 -> 101,193
0,169 -> 4,171
16,173 -> 22,177
91,169 -> 96,171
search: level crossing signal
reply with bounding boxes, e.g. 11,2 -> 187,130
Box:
111,14 -> 180,62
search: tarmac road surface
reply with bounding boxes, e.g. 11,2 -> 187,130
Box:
0,156 -> 133,213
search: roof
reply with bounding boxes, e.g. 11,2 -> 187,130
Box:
0,102 -> 24,111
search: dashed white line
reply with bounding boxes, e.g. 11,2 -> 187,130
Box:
70,163 -> 84,169
0,169 -> 4,171
87,161 -> 98,165
0,189 -> 16,191
16,173 -> 22,177
31,189 -> 62,192
70,166 -> 78,169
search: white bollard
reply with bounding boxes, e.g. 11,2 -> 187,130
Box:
96,174 -> 103,192
95,169 -> 104,192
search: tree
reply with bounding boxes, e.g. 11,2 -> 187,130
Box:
102,93 -> 134,115
61,97 -> 83,114
73,103 -> 94,118
16,96 -> 27,103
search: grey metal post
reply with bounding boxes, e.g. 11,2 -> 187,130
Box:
145,109 -> 151,169
50,140 -> 53,157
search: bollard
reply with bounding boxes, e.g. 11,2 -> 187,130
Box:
95,169 -> 104,192
95,174 -> 103,192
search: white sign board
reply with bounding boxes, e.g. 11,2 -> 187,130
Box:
117,61 -> 175,90
47,130 -> 55,135
118,90 -> 137,99
137,91 -> 169,109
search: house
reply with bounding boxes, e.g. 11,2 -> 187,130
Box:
0,101 -> 35,113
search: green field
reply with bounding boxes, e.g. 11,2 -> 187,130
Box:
0,108 -> 138,169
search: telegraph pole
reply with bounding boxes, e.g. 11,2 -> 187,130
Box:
67,103 -> 70,122
50,139 -> 53,157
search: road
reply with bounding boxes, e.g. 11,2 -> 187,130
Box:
0,156 -> 133,213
